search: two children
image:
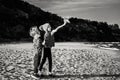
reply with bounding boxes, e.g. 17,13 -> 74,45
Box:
30,19 -> 69,78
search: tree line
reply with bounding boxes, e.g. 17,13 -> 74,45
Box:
0,0 -> 120,42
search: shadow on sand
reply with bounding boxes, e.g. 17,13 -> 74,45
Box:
39,74 -> 120,79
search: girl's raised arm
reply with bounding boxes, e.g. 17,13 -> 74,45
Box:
51,19 -> 70,35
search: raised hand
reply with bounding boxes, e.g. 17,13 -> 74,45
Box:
64,18 -> 70,23
51,18 -> 70,35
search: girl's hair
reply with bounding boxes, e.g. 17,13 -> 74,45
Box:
41,23 -> 51,31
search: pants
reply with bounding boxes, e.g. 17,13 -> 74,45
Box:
33,48 -> 42,73
39,48 -> 52,72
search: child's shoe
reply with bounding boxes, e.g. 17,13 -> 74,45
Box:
47,72 -> 53,76
31,73 -> 39,79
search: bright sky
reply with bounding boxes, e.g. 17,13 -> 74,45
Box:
24,0 -> 120,26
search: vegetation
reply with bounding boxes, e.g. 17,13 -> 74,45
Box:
0,0 -> 120,42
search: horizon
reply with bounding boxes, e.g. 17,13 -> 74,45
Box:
24,0 -> 120,26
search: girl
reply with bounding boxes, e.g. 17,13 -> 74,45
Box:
39,19 -> 70,75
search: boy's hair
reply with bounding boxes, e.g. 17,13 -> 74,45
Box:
29,26 -> 40,37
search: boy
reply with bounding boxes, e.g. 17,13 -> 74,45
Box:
29,26 -> 44,79
39,19 -> 70,75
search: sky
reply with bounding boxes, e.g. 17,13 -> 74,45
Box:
24,0 -> 120,26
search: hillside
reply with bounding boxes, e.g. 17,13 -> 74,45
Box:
0,0 -> 63,41
0,0 -> 120,42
